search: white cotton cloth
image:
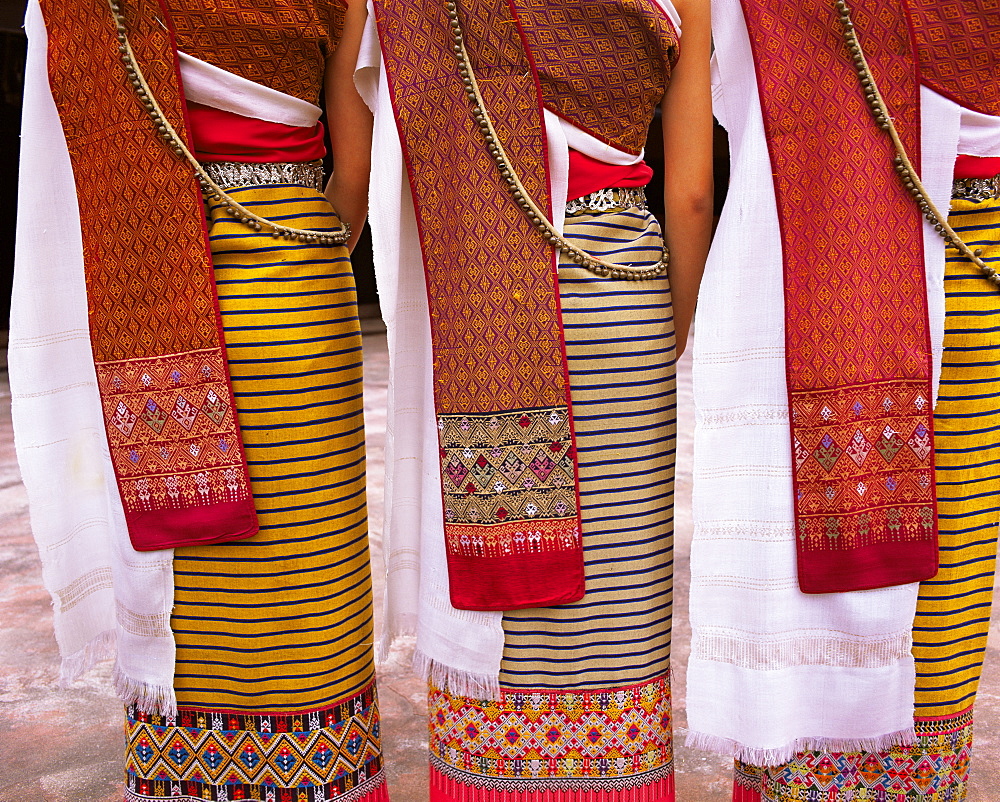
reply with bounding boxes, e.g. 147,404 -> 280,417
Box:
358,0 -> 680,695
686,0 -> 965,765
12,2 -> 317,715
12,0 -> 177,714
178,51 -> 322,127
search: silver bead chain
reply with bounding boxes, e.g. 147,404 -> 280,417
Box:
835,0 -> 999,287
106,0 -> 350,246
444,0 -> 669,281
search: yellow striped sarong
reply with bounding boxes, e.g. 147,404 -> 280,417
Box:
735,196 -> 1000,801
123,185 -> 387,802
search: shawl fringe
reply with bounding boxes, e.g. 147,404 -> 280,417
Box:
413,648 -> 501,701
684,726 -> 918,767
113,662 -> 178,717
58,628 -> 117,686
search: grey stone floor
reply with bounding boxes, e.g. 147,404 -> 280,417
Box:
1,333 -> 998,801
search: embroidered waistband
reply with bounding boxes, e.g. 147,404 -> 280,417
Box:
952,175 -> 1000,202
565,187 -> 648,217
201,160 -> 325,191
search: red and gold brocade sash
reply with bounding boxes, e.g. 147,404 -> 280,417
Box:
374,0 -> 586,611
908,0 -> 1000,117
741,0 -> 939,592
41,0 -> 257,550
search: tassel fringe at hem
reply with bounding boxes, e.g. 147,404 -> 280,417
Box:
414,648 -> 501,700
58,628 -> 117,686
114,662 -> 178,717
684,725 -> 918,766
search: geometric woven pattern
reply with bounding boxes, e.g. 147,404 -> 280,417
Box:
516,0 -> 679,155
166,0 -> 346,105
429,676 -> 674,794
734,709 -> 974,801
741,0 -> 936,592
439,407 -> 578,556
41,0 -> 254,539
96,351 -> 247,512
124,683 -> 387,802
908,0 -> 1000,117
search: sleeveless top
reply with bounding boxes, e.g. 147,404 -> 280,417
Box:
516,0 -> 680,155
165,0 -> 347,104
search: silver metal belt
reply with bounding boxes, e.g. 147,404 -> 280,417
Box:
201,160 -> 325,191
952,175 -> 1000,203
565,187 -> 648,217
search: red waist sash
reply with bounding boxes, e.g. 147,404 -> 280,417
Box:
567,150 -> 653,201
955,155 -> 1000,180
188,103 -> 327,163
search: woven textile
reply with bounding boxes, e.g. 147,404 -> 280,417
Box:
375,0 -> 582,611
728,195 -> 1000,802
908,0 -> 1000,117
741,0 -> 937,593
685,0 -> 963,763
428,209 -> 676,801
515,0 -> 678,156
125,686 -> 387,802
40,0 -> 256,551
166,0 -> 346,105
124,185 -> 387,800
173,185 -> 377,711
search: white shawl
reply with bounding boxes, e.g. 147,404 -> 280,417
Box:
686,0 -> 979,765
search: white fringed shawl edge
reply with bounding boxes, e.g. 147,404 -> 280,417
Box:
685,0 -> 967,766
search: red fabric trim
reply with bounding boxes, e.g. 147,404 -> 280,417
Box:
795,536 -> 938,594
446,549 -> 585,610
128,501 -> 258,551
955,155 -> 1000,180
430,766 -> 675,802
187,103 -> 327,163
567,150 -> 653,201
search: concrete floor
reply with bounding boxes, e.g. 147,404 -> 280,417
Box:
1,332 -> 999,801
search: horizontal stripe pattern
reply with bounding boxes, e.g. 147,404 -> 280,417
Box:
171,185 -> 377,712
914,195 -> 1000,716
499,207 -> 676,690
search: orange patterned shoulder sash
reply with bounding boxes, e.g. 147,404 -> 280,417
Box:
40,0 -> 257,551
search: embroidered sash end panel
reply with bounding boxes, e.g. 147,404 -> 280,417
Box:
742,0 -> 937,593
375,0 -> 585,610
428,676 -> 675,801
440,408 -> 583,610
124,681 -> 388,802
41,0 -> 257,550
907,0 -> 1000,117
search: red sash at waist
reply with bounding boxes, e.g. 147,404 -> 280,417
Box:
188,103 -> 326,163
955,155 -> 1000,180
567,149 -> 653,200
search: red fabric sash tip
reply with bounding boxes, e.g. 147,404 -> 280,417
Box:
797,537 -> 939,594
128,500 -> 258,551
446,549 -> 586,611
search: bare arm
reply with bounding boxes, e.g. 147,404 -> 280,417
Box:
324,0 -> 373,252
660,0 -> 713,357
